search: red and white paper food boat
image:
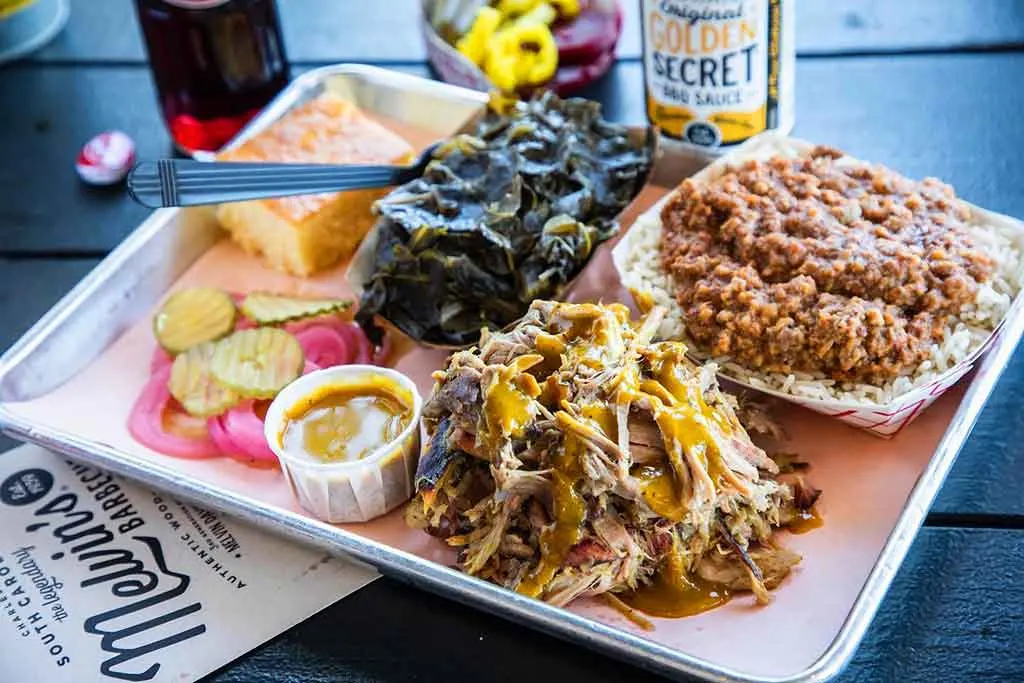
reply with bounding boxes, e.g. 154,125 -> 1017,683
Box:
613,133 -> 1024,437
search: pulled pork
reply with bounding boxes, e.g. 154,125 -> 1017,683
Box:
406,300 -> 819,613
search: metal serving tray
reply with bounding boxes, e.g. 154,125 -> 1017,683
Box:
2,64 -> 1022,683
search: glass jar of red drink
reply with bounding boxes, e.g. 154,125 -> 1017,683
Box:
134,0 -> 290,154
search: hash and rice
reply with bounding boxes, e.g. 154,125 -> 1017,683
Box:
615,137 -> 1024,406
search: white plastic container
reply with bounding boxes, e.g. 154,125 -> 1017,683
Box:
264,365 -> 423,523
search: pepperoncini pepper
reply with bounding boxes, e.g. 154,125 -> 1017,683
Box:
455,6 -> 502,66
484,23 -> 558,91
548,0 -> 580,19
495,0 -> 541,17
502,1 -> 557,30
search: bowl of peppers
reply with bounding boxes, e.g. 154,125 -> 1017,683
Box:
422,0 -> 623,96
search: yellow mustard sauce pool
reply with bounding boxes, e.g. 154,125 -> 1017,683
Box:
620,555 -> 731,618
281,378 -> 412,463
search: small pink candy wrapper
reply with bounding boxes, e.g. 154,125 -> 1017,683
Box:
76,130 -> 135,185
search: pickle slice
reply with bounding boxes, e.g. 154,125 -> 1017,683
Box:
168,342 -> 240,417
240,293 -> 351,325
154,287 -> 236,354
210,328 -> 304,399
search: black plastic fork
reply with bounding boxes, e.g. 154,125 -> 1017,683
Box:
126,142 -> 439,209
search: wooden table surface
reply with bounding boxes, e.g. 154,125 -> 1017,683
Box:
1,1 -> 1023,681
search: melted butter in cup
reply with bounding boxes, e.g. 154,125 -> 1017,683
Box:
264,365 -> 422,523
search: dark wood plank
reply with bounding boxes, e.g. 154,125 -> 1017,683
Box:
205,528 -> 1023,682
33,0 -> 1024,64
0,66 -> 166,253
6,52 -> 1024,250
843,528 -> 1024,682
796,1 -> 1024,55
934,345 -> 1024,522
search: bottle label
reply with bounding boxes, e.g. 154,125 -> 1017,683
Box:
641,0 -> 784,148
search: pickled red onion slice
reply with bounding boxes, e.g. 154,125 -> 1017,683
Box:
338,322 -> 373,364
128,365 -> 220,459
220,400 -> 277,464
217,360 -> 319,466
286,315 -> 382,365
207,414 -> 243,456
294,325 -> 350,368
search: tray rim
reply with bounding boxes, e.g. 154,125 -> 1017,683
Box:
1,62 -> 1021,683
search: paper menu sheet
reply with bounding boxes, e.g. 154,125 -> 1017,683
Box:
0,444 -> 379,683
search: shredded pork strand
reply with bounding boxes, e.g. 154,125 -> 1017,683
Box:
408,300 -> 819,614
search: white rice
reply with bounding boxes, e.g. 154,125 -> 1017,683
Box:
617,193 -> 1024,407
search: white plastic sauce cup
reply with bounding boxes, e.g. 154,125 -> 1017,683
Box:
264,365 -> 423,524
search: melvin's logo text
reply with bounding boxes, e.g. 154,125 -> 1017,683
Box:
1,465 -> 207,681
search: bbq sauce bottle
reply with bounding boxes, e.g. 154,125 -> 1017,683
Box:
639,0 -> 795,155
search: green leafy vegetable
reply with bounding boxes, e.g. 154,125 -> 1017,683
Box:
357,91 -> 655,346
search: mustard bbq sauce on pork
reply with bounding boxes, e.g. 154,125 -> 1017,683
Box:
407,301 -> 819,614
659,146 -> 994,384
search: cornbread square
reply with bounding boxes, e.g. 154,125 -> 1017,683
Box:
216,93 -> 414,276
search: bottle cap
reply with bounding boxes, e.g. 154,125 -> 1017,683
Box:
76,131 -> 136,185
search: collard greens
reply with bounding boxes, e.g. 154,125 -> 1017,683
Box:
356,91 -> 655,347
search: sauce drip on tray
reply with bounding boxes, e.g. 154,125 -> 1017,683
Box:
619,571 -> 730,618
788,507 -> 824,534
620,549 -> 730,618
